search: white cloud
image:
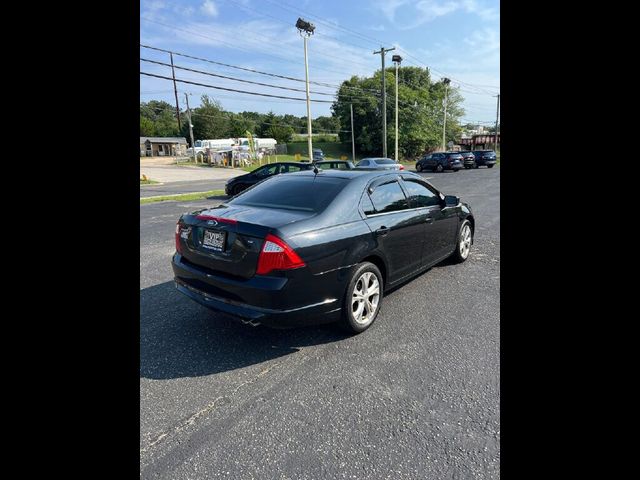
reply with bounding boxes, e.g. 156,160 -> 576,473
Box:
201,1 -> 218,17
374,0 -> 498,29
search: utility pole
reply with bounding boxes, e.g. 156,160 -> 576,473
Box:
373,46 -> 395,158
184,92 -> 196,164
296,18 -> 315,162
442,78 -> 451,151
392,55 -> 403,162
494,94 -> 500,152
170,52 -> 181,131
350,103 -> 355,163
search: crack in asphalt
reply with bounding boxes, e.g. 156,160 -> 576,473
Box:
140,360 -> 286,457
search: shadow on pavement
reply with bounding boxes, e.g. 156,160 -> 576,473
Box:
140,281 -> 349,380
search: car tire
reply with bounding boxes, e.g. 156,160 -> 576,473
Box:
475,165 -> 479,169
436,164 -> 444,173
454,168 -> 460,172
232,184 -> 245,195
340,262 -> 383,334
487,164 -> 494,168
416,163 -> 423,172
450,220 -> 473,264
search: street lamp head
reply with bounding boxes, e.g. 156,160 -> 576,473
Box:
392,54 -> 403,64
296,18 -> 315,35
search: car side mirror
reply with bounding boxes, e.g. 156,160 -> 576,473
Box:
444,195 -> 459,207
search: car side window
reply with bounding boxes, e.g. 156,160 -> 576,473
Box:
358,160 -> 369,166
256,165 -> 278,176
368,180 -> 409,214
282,164 -> 301,173
402,179 -> 440,208
360,194 -> 376,216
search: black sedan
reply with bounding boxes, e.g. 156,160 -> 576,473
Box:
224,162 -> 312,196
173,170 -> 474,333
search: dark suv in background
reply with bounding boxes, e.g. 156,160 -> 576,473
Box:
460,151 -> 477,169
471,150 -> 497,168
416,152 -> 463,173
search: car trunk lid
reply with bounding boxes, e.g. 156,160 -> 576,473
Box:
177,205 -> 315,279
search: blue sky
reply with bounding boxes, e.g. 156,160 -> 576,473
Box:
140,0 -> 499,124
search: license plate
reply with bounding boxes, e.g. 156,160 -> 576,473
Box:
202,229 -> 226,251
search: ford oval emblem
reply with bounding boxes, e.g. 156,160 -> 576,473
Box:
207,220 -> 218,226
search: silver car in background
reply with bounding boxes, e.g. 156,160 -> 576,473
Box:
355,157 -> 405,170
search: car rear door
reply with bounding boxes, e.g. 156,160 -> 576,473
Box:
361,175 -> 425,283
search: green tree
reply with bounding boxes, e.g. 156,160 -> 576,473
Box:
258,111 -> 294,143
332,67 -> 465,159
189,95 -> 230,142
140,100 -> 180,137
228,113 -> 257,137
140,115 -> 155,136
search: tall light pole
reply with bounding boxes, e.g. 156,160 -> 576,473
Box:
184,92 -> 196,164
392,54 -> 402,162
373,46 -> 395,158
442,78 -> 451,151
296,18 -> 315,162
494,94 -> 500,152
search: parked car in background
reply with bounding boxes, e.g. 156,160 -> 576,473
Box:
312,148 -> 325,161
173,170 -> 475,333
471,150 -> 497,168
459,151 -> 477,169
416,152 -> 462,173
224,162 -> 312,196
315,160 -> 355,170
355,158 -> 404,170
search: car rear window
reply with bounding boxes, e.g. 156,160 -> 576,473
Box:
230,175 -> 348,212
375,159 -> 396,165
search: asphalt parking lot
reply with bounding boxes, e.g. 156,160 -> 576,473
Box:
140,166 -> 500,479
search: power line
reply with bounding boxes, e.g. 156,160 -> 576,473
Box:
140,44 -> 384,101
140,71 -> 335,103
141,15 -> 373,79
141,57 -> 336,96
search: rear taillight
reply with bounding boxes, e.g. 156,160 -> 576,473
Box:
256,233 -> 306,275
175,222 -> 182,254
399,164 -> 405,170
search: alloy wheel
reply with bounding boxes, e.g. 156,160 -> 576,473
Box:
459,223 -> 472,259
351,272 -> 380,325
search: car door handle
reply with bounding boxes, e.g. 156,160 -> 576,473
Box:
375,226 -> 389,236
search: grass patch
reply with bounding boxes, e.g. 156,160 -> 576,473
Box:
140,179 -> 160,185
140,189 -> 225,205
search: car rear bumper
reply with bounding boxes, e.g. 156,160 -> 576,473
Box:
172,253 -> 344,328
